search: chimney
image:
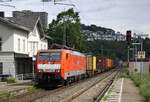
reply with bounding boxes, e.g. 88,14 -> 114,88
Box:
0,12 -> 4,18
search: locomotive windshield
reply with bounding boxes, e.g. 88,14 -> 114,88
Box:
39,52 -> 61,60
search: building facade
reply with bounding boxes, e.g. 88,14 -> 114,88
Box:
0,11 -> 50,77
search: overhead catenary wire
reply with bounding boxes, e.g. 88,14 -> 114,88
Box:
0,0 -> 12,2
68,0 -> 91,25
0,0 -> 15,8
0,3 -> 15,8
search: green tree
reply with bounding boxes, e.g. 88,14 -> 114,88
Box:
85,40 -> 127,60
47,8 -> 86,51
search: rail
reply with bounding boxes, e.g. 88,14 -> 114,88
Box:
60,69 -> 119,102
94,69 -> 120,102
1,70 -> 119,102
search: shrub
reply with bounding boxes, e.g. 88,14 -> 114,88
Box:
6,77 -> 16,83
129,73 -> 150,102
140,84 -> 150,102
130,74 -> 141,87
27,86 -> 37,93
134,68 -> 138,72
120,68 -> 130,78
0,92 -> 11,100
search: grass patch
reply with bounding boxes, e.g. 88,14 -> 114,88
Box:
6,77 -> 16,83
121,68 -> 150,102
0,92 -> 15,100
120,68 -> 130,78
27,86 -> 37,93
1,77 -> 17,83
130,74 -> 150,102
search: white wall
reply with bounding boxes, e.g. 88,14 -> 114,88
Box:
0,22 -> 14,52
129,61 -> 150,74
0,21 -> 48,57
0,22 -> 29,54
0,52 -> 15,77
13,29 -> 28,54
28,25 -> 48,57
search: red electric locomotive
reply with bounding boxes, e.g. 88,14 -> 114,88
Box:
35,49 -> 86,86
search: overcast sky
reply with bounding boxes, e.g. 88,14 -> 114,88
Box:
0,0 -> 150,36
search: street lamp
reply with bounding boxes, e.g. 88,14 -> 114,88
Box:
132,43 -> 140,73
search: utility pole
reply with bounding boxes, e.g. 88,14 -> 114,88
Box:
132,43 -> 140,71
134,33 -> 148,81
127,46 -> 130,67
62,9 -> 66,46
101,45 -> 103,58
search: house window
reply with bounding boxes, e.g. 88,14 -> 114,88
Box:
0,37 -> 2,51
44,45 -> 46,49
23,40 -> 25,52
41,44 -> 42,49
18,38 -> 20,51
33,42 -> 35,54
0,62 -> 3,74
30,42 -> 32,52
36,43 -> 38,51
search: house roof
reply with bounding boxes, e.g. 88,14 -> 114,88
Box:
6,15 -> 52,40
7,15 -> 39,31
0,17 -> 30,32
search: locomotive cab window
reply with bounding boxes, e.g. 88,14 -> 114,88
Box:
39,52 -> 61,60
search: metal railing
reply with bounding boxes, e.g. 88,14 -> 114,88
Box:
15,73 -> 35,80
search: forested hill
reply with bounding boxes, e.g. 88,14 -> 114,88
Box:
81,24 -> 115,35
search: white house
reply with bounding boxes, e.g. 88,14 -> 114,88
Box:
0,11 -> 51,77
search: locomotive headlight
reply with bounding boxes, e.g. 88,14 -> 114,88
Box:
55,69 -> 60,72
38,69 -> 43,72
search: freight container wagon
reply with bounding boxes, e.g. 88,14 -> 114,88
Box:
97,58 -> 113,72
86,55 -> 96,77
105,58 -> 113,69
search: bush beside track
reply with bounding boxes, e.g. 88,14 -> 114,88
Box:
121,68 -> 150,102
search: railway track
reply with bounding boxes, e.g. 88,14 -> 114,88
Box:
59,69 -> 120,102
100,78 -> 124,102
1,69 -> 119,102
94,70 -> 120,102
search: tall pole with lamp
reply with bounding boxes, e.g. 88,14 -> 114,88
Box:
134,34 -> 148,81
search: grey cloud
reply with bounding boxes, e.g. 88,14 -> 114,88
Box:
1,0 -> 150,35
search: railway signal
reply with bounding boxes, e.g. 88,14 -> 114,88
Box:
126,30 -> 132,45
